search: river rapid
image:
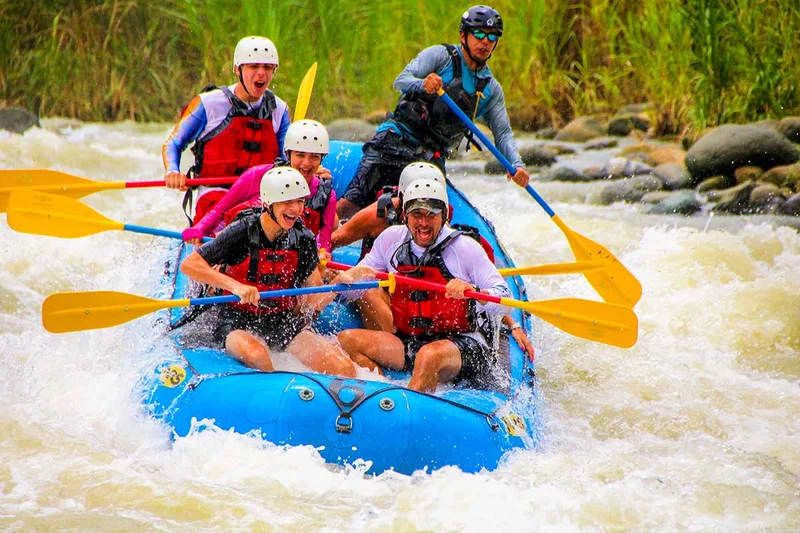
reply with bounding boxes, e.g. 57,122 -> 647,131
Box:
1,120 -> 798,532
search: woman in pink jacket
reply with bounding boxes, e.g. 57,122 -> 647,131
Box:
183,120 -> 336,251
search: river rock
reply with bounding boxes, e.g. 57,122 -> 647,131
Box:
711,181 -> 757,214
697,175 -> 733,192
599,175 -> 663,204
733,166 -> 764,183
778,193 -> 800,216
0,106 -> 40,134
647,190 -> 702,215
586,157 -> 655,180
363,110 -> 389,124
537,166 -> 591,182
326,118 -> 376,142
749,183 -> 784,214
584,138 -> 619,150
619,142 -> 685,166
640,191 -> 673,203
653,163 -> 692,190
519,146 -> 557,166
554,116 -> 605,142
776,116 -> 800,143
760,163 -> 800,191
685,124 -> 800,180
607,114 -> 651,136
534,126 -> 558,139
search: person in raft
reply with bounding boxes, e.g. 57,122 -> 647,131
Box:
162,36 -> 290,222
335,5 -> 529,220
333,178 -> 513,392
181,119 -> 336,252
327,161 -> 534,358
180,167 -> 355,377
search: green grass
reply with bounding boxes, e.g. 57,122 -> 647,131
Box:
1,0 -> 797,133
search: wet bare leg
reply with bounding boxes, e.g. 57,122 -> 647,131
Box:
225,330 -> 275,372
407,339 -> 462,393
287,330 -> 356,378
337,329 -> 405,372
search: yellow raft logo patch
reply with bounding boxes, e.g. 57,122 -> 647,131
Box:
160,365 -> 186,388
502,413 -> 526,436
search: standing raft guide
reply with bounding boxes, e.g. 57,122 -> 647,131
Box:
1,9 -> 641,476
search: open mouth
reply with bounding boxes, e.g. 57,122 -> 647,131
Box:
281,213 -> 299,226
253,81 -> 266,90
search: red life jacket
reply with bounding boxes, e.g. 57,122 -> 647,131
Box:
389,231 -> 476,336
222,216 -> 303,315
224,198 -> 261,227
190,87 -> 279,180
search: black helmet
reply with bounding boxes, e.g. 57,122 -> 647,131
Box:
459,5 -> 503,36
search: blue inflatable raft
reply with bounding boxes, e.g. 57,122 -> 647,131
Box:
143,141 -> 539,475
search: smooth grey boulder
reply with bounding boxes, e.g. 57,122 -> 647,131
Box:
778,193 -> 800,216
554,116 -> 605,142
686,125 -> 800,181
777,116 -> 800,143
653,163 -> 692,191
599,175 -> 663,204
647,190 -> 702,215
0,106 -> 39,134
326,119 -> 376,143
519,145 -> 557,166
537,166 -> 591,182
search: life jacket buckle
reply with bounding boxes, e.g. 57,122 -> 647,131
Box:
243,140 -> 261,152
409,290 -> 429,302
247,120 -> 263,130
409,317 -> 434,329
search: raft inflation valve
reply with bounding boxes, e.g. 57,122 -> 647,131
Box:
379,398 -> 395,411
299,387 -> 314,401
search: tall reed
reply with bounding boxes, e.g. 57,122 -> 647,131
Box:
1,0 -> 797,134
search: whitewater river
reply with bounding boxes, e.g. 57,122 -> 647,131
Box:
1,120 -> 798,532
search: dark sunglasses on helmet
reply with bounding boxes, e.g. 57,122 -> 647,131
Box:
471,29 -> 499,42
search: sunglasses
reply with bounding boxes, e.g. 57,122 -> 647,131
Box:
471,29 -> 499,42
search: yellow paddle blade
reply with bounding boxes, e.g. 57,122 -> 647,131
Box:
294,62 -> 317,121
43,291 -> 187,333
0,169 -> 124,212
499,259 -> 613,277
552,215 -> 643,308
502,296 -> 639,348
7,189 -> 124,238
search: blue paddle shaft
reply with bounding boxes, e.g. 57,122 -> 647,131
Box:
123,224 -> 213,243
438,91 -> 556,218
188,281 -> 381,306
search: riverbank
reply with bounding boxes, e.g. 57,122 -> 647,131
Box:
2,0 -> 798,133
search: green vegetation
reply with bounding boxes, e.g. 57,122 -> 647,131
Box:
1,0 -> 797,133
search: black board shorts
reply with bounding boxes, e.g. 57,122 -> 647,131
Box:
398,332 -> 495,388
213,307 -> 309,351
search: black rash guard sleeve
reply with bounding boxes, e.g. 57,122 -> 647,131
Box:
196,219 -> 251,266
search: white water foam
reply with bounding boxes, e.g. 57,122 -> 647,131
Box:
1,121 -> 798,531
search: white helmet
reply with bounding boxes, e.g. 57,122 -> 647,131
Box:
285,120 -> 329,155
260,167 -> 309,205
233,36 -> 279,72
398,162 -> 445,195
402,178 -> 449,215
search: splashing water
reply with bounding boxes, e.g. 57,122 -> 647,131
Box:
1,121 -> 798,531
